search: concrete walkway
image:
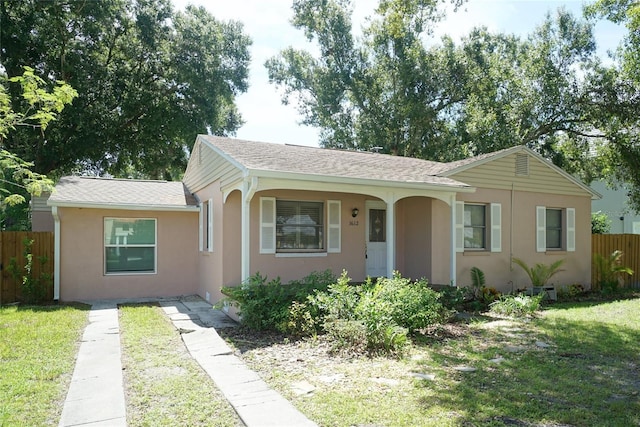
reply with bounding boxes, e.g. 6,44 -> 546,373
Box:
59,302 -> 126,427
59,297 -> 317,427
160,298 -> 317,427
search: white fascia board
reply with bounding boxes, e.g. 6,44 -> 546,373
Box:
198,135 -> 248,174
47,201 -> 200,212
250,169 -> 474,193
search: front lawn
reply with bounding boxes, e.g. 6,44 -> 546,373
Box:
221,297 -> 640,426
0,304 -> 89,426
119,304 -> 242,427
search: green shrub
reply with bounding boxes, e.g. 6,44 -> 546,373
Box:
591,211 -> 611,234
489,293 -> 544,317
437,285 -> 467,311
220,270 -> 336,331
304,272 -> 446,355
593,250 -> 633,293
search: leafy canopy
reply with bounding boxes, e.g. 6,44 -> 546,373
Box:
0,0 -> 251,178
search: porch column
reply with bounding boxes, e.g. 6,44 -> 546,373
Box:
241,177 -> 257,282
449,194 -> 457,286
386,198 -> 395,278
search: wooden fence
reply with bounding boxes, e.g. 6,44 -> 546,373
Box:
592,234 -> 640,289
0,232 -> 54,304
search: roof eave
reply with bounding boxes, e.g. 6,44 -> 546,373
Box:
248,169 -> 475,193
47,200 -> 200,212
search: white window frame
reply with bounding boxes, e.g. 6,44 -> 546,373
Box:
456,202 -> 501,253
260,197 -> 341,255
104,217 -> 157,275
536,206 -> 575,252
199,199 -> 214,253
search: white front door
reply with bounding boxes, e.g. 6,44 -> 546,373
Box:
366,202 -> 387,278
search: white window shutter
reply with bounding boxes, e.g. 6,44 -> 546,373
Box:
490,203 -> 502,252
207,199 -> 214,252
260,197 -> 276,254
327,200 -> 341,253
536,206 -> 546,252
198,202 -> 204,251
455,201 -> 464,253
566,208 -> 576,252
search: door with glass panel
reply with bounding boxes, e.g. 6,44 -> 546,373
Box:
366,201 -> 387,277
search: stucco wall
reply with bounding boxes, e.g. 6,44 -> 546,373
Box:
397,197 -> 433,280
251,190 -> 369,283
58,207 -> 198,301
455,188 -> 592,292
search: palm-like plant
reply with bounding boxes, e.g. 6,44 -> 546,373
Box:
512,257 -> 565,288
593,250 -> 633,292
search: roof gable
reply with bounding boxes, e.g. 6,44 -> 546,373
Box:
439,146 -> 599,199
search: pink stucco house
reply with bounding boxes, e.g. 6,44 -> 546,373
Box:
45,136 -> 599,303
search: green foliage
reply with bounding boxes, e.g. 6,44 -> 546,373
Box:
0,67 -> 73,226
7,238 -> 51,304
220,270 -> 336,332
591,211 -> 611,234
512,257 -> 565,288
437,285 -> 467,311
557,283 -> 586,301
489,293 -> 545,317
267,2 -> 603,165
0,1 -> 251,178
593,250 -> 634,293
303,272 -> 448,355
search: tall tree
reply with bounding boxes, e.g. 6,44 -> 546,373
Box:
583,0 -> 640,210
266,1 -> 603,163
0,66 -> 77,228
0,0 -> 251,179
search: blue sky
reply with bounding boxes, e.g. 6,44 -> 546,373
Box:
173,0 -> 626,147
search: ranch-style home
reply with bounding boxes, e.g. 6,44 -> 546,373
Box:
44,136 -> 599,304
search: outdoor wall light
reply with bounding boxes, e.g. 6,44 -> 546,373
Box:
352,208 -> 359,218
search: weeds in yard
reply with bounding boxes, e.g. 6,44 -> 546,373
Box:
0,304 -> 89,426
118,304 -> 241,427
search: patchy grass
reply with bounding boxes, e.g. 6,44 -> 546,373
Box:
0,304 -> 89,426
222,298 -> 640,426
119,304 -> 242,427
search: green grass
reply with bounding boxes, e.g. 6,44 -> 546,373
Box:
118,304 -> 242,427
0,304 -> 89,426
229,297 -> 640,426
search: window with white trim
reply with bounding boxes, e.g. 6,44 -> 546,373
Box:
104,218 -> 156,274
277,200 -> 324,251
536,206 -> 575,252
456,202 -> 501,253
260,197 -> 341,254
199,199 -> 213,252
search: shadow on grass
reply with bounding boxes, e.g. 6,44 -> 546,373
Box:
7,301 -> 91,313
412,312 -> 640,426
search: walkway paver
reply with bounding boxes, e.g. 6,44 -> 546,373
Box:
59,302 -> 126,427
160,299 -> 318,427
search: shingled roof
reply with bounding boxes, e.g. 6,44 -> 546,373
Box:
200,136 -> 469,188
48,176 -> 198,210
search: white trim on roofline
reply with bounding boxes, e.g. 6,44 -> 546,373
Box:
197,135 -> 248,174
46,201 -> 200,212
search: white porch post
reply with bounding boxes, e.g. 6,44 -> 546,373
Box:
386,197 -> 395,278
449,194 -> 457,286
241,177 -> 257,282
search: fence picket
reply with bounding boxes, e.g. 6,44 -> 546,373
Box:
592,234 -> 640,289
0,232 -> 54,304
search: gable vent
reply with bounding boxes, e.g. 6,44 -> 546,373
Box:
515,153 -> 529,176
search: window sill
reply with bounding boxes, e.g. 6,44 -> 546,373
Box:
104,271 -> 157,276
275,252 -> 328,258
462,251 -> 491,256
544,250 -> 566,255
